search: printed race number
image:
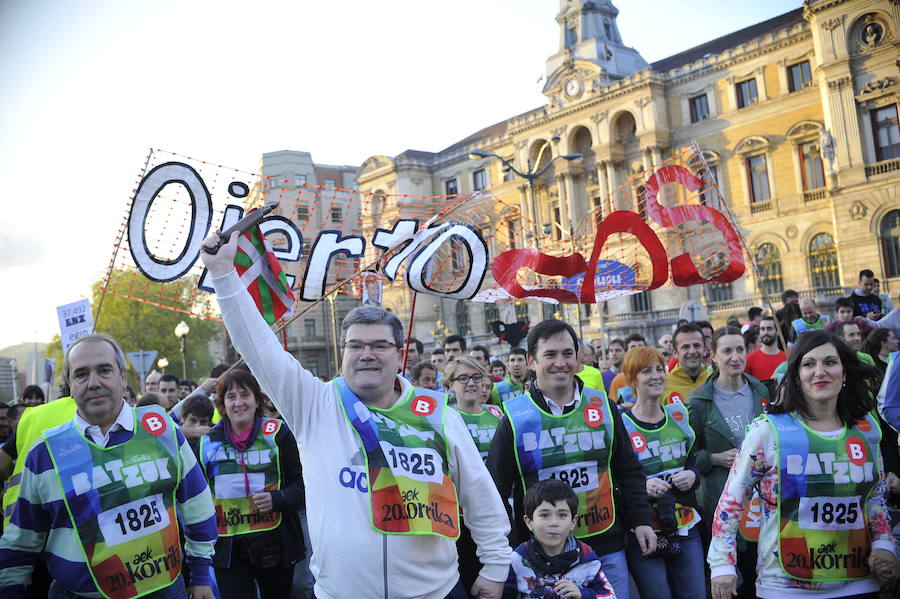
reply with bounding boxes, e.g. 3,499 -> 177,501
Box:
379,442 -> 443,484
538,460 -> 599,492
798,496 -> 863,531
97,494 -> 170,546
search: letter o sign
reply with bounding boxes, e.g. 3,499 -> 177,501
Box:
263,419 -> 279,435
584,405 -> 603,428
629,431 -> 646,452
142,413 -> 166,436
846,436 -> 866,466
411,395 -> 436,417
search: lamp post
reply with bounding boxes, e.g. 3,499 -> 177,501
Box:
157,357 -> 169,374
175,321 -> 190,380
468,138 -> 581,240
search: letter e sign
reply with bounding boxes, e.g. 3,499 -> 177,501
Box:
411,395 -> 436,417
584,405 -> 603,428
142,413 -> 166,436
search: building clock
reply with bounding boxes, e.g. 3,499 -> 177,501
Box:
564,77 -> 583,98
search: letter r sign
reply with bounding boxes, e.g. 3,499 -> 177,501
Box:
411,396 -> 436,417
584,405 -> 603,428
142,413 -> 166,436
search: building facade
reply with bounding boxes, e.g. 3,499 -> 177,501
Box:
350,0 -> 900,355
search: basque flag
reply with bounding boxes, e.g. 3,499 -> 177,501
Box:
234,222 -> 295,325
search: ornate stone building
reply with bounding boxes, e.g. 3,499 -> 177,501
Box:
356,0 -> 900,355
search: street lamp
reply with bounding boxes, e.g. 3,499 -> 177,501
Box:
468,138 -> 582,239
157,357 -> 169,373
175,321 -> 190,380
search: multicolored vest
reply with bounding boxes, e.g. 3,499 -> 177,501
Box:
622,403 -> 698,531
199,418 -> 283,537
494,377 -> 525,403
336,377 -> 460,539
42,405 -> 182,599
791,315 -> 831,336
454,405 -> 502,460
505,388 -> 616,538
768,412 -> 881,582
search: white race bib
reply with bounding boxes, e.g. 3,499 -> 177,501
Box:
538,460 -> 599,492
379,442 -> 444,485
798,496 -> 864,531
97,494 -> 170,546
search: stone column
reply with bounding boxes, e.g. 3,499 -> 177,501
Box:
564,172 -> 578,233
556,174 -> 568,236
598,161 -> 610,201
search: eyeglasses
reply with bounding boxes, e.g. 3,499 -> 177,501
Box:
453,374 -> 485,385
342,341 -> 398,354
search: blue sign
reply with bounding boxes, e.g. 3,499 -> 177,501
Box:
561,260 -> 637,301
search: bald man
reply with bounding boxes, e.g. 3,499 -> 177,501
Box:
789,297 -> 831,343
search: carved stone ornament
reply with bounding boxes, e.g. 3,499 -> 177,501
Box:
786,225 -> 799,239
850,200 -> 868,220
855,13 -> 893,54
827,77 -> 850,89
734,136 -> 769,154
859,77 -> 897,96
515,140 -> 528,151
591,111 -> 608,123
822,16 -> 842,31
551,126 -> 567,139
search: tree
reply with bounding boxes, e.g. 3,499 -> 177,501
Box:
45,269 -> 223,392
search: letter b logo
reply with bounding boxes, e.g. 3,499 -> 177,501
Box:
411,396 -> 436,417
263,419 -> 279,435
630,431 -> 646,452
142,413 -> 166,436
584,406 -> 603,428
846,436 -> 866,466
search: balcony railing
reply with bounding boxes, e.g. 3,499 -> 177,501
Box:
866,157 -> 900,177
803,189 -> 826,202
707,286 -> 845,315
750,201 -> 772,214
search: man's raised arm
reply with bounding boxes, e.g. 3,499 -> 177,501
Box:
200,230 -> 325,440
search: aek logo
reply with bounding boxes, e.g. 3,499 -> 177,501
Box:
411,395 -> 436,417
584,405 -> 604,428
629,431 -> 646,452
142,413 -> 166,436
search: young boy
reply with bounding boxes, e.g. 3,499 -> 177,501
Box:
180,395 -> 214,450
504,479 -> 616,599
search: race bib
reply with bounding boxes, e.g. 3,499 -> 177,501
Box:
538,460 -> 599,492
97,494 -> 170,546
379,442 -> 443,484
798,496 -> 864,531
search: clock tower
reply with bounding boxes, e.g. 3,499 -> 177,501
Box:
544,0 -> 648,103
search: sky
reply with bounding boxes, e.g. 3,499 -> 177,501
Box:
0,0 -> 799,349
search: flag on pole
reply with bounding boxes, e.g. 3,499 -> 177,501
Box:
234,222 -> 295,325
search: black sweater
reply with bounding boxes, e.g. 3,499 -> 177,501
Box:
485,380 -> 652,557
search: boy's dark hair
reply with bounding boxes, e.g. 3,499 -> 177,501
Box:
524,479 -> 578,520
21,384 -> 45,403
859,269 -> 874,281
410,361 -> 437,379
490,359 -> 505,372
470,345 -> 490,362
210,363 -> 231,378
444,334 -> 467,351
159,373 -> 180,385
182,396 -> 214,422
136,392 -> 165,407
430,348 -> 445,357
509,347 -> 527,357
834,297 -> 854,310
527,320 -> 578,357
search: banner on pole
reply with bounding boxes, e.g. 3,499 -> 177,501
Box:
56,299 -> 94,355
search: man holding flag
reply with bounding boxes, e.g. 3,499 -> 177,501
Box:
200,229 -> 511,599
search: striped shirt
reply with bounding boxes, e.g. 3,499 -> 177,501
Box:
0,420 -> 217,596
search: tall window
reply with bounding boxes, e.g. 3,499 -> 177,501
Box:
689,94 -> 709,123
294,175 -> 307,186
736,79 -> 758,108
787,61 -> 812,92
505,218 -> 519,250
706,281 -> 733,303
808,233 -> 840,289
872,105 -> 900,161
745,155 -> 770,203
455,302 -> 471,335
473,169 -> 487,191
483,302 -> 499,330
881,209 -> 900,278
755,243 -> 783,295
304,319 -> 316,337
297,205 -> 310,221
630,290 -> 652,312
330,206 -> 342,222
515,302 -> 529,322
551,202 -> 562,240
323,178 -> 336,187
799,141 -> 825,191
445,179 -> 458,195
700,165 -> 719,206
593,196 -> 604,226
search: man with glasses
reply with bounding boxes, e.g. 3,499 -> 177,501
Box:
200,231 -> 511,599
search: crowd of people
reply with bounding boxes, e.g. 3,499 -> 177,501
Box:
0,230 -> 899,599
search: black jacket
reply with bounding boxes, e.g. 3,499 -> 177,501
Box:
485,380 -> 652,557
203,418 -> 306,568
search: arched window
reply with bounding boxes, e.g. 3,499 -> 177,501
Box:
483,302 -> 499,331
881,209 -> 900,278
455,301 -> 471,336
755,243 -> 783,295
808,233 -> 840,289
